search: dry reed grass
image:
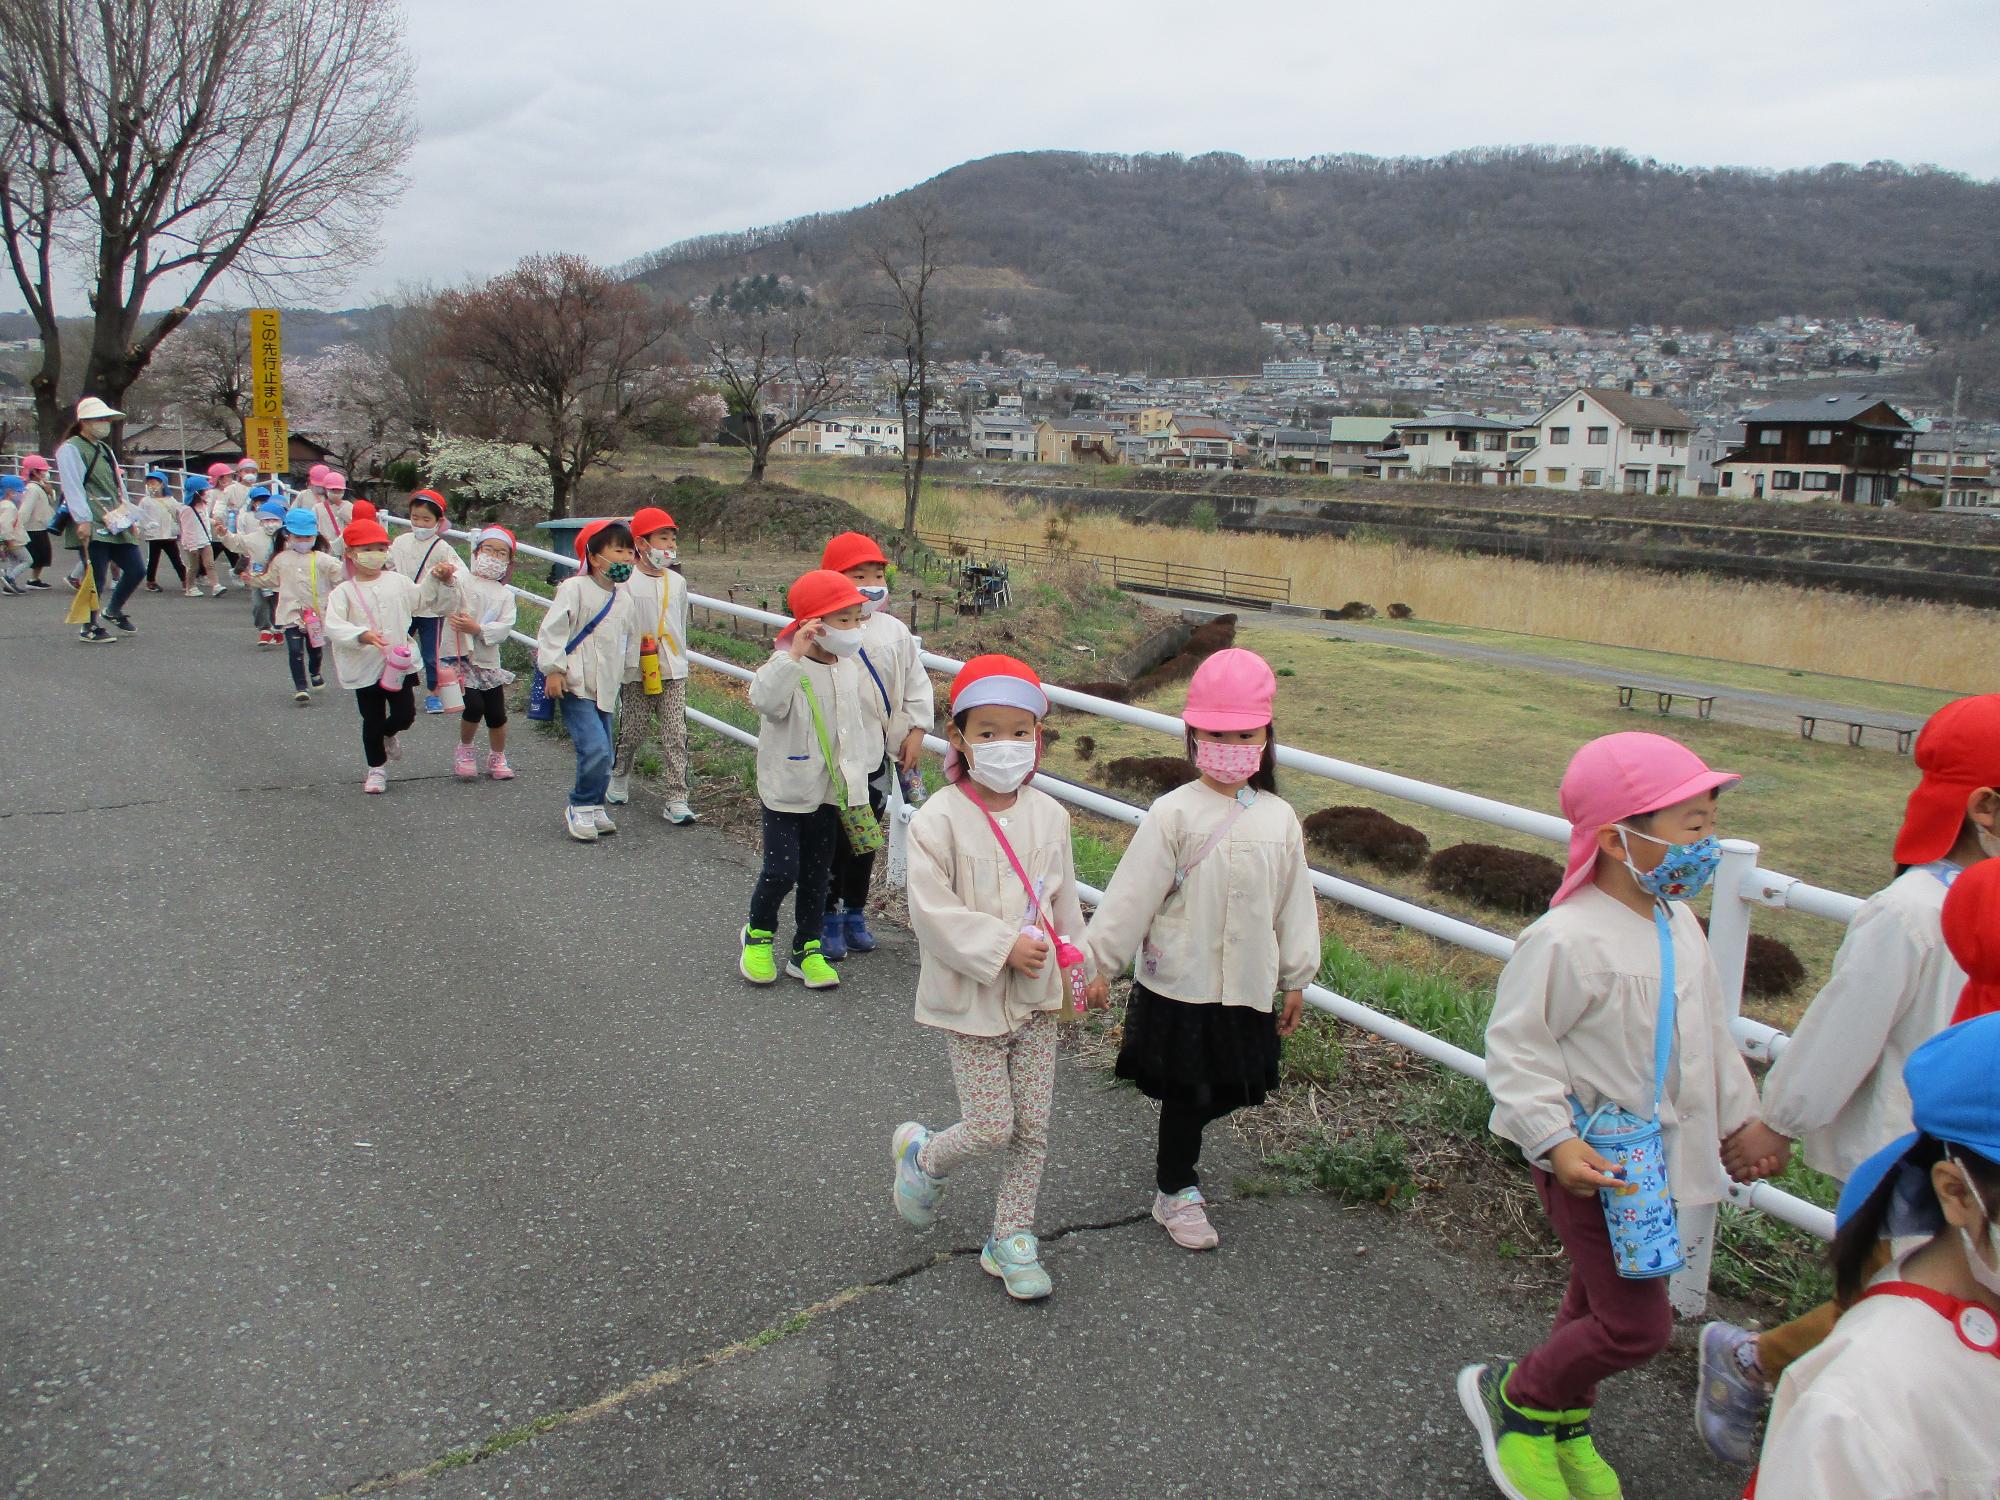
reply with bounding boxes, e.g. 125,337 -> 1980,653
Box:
821,475 -> 1995,693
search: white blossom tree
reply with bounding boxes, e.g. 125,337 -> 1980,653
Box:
285,344 -> 418,480
420,434 -> 553,525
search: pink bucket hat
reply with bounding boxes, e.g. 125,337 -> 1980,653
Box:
308,463 -> 331,487
1551,732 -> 1739,907
1184,648 -> 1277,732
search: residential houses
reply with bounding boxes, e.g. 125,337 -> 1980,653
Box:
1910,430 -> 1995,508
968,410 -> 1038,461
1381,413 -> 1520,483
1511,389 -> 1698,495
1034,415 -> 1123,465
1717,395 -> 1915,505
1255,427 -> 1337,473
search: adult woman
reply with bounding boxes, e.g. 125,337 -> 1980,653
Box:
57,396 -> 144,643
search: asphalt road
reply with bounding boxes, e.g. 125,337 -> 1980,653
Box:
1,589 -> 1752,1499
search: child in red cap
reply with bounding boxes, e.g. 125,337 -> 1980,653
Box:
1697,692 -> 2000,1463
388,490 -> 462,714
325,516 -> 453,793
1463,731 -> 1787,1500
891,654 -> 1098,1303
536,520 -> 640,841
608,506 -> 694,824
1085,648 -> 1318,1252
816,531 -> 935,961
740,569 -> 874,989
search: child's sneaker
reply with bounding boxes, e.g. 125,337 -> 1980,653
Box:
78,625 -> 117,644
739,927 -> 778,986
786,941 -> 839,989
363,768 -> 387,795
588,806 -> 617,835
564,804 -> 598,842
845,910 -> 878,953
605,773 -> 630,805
183,586 -> 201,598
892,1122 -> 943,1228
384,733 -> 403,762
309,674 -> 325,690
211,582 -> 228,595
485,751 -> 515,780
1152,1187 -> 1220,1250
819,912 -> 848,962
980,1232 -> 1052,1301
423,693 -> 444,714
663,800 -> 696,825
293,689 -> 311,705
1457,1361 -> 1568,1500
259,630 -> 277,647
1554,1409 -> 1623,1499
1695,1321 -> 1768,1466
452,744 -> 478,780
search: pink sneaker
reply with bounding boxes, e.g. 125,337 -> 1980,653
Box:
452,744 -> 478,780
383,733 -> 403,762
1152,1188 -> 1219,1250
485,751 -> 515,780
363,768 -> 387,795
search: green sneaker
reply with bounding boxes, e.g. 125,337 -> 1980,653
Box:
739,926 -> 778,986
786,940 -> 840,990
1456,1361 -> 1568,1500
1555,1409 -> 1623,1499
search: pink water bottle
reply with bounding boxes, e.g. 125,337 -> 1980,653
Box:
301,606 -> 326,648
379,642 -> 416,691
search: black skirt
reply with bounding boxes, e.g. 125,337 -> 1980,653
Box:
1114,983 -> 1281,1112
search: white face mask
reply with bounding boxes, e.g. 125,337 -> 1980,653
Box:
409,521 -> 436,538
1954,1155 -> 2000,1297
969,739 -> 1037,794
857,584 -> 889,617
260,519 -> 283,534
286,537 -> 314,553
642,546 -> 674,571
471,553 -> 509,581
818,625 -> 864,658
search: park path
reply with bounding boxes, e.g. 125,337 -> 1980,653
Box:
0,591 -> 1750,1499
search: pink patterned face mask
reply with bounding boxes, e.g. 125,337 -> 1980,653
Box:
1193,738 -> 1264,785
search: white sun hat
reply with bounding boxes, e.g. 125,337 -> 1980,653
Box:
74,396 -> 124,421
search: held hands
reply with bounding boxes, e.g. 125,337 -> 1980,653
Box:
1720,1120 -> 1793,1184
1277,989 -> 1305,1037
787,618 -> 826,660
544,671 -> 568,700
1549,1137 -> 1628,1199
430,559 -> 458,580
1081,976 -> 1112,1010
1006,931 -> 1050,977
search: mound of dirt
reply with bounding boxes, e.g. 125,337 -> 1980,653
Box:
589,474 -> 883,548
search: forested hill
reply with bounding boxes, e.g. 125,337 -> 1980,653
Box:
630,147 -> 2000,373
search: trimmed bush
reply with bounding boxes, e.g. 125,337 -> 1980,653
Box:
1074,734 -> 1097,762
1332,601 -> 1378,621
1302,805 -> 1431,874
1103,756 -> 1200,796
1387,602 -> 1414,619
1425,842 -> 1564,916
1744,935 -> 1808,998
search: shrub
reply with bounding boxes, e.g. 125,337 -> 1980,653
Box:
1332,600 -> 1378,621
1387,602 -> 1414,619
1187,499 -> 1219,533
1074,734 -> 1097,761
1302,805 -> 1432,873
1425,842 -> 1564,915
1103,756 -> 1199,796
1042,727 -> 1061,746
1065,680 -> 1131,703
1696,919 -> 1809,999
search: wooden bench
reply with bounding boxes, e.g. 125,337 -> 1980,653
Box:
1797,715 -> 1916,754
1618,684 -> 1716,720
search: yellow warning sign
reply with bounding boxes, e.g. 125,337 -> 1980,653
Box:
248,309 -> 285,420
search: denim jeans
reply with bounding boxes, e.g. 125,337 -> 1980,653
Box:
560,694 -> 615,807
284,626 -> 324,691
413,615 -> 441,691
87,538 -> 144,619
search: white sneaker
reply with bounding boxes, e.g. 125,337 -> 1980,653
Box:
664,800 -> 697,825
211,582 -> 228,595
383,733 -> 403,762
363,768 -> 387,795
588,805 -> 618,834
605,773 -> 630,805
183,587 -> 201,598
564,805 -> 598,842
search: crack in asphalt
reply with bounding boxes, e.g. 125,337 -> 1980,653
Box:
325,1209 -> 1155,1496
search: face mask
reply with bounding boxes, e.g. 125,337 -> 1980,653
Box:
409,521 -> 437,538
286,537 -> 314,553
81,421 -> 111,440
818,624 -> 863,658
856,584 -> 889,616
351,549 -> 389,571
642,547 -> 674,571
261,518 -> 283,534
472,553 -> 509,581
1194,738 -> 1265,785
969,739 -> 1037,794
601,561 -> 633,583
1955,1156 -> 2000,1297
1617,826 -> 1723,901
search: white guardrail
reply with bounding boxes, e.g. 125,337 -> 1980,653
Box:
398,516 -> 1849,1311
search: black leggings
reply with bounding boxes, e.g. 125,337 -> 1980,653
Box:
27,530 -> 51,570
146,539 -> 186,584
461,685 -> 507,727
1157,1093 -> 1231,1195
828,771 -> 888,913
353,682 -> 417,768
748,804 -> 841,956
285,627 -> 324,691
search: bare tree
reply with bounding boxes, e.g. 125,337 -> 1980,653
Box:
867,201 -> 947,541
373,283 -> 454,440
434,253 -> 686,518
286,344 -> 418,479
700,306 -> 855,484
0,115 -> 86,446
141,312 -> 253,444
0,0 -> 416,446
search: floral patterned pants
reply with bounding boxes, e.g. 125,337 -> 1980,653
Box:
917,1012 -> 1058,1238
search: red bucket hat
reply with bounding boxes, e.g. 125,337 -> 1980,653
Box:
343,517 -> 390,550
1943,860 -> 2000,1024
408,488 -> 445,516
949,654 -> 1049,718
821,531 -> 889,574
349,500 -> 378,522
1894,695 -> 2000,866
784,569 -> 867,632
574,518 -> 613,562
630,506 -> 676,539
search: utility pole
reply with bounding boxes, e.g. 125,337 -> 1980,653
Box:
1942,375 -> 1963,508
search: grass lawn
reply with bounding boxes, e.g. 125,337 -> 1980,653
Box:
1368,618 -> 1957,720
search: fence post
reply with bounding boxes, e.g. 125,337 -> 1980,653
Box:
1668,835 -> 1760,1319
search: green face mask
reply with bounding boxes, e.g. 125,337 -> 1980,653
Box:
602,561 -> 633,583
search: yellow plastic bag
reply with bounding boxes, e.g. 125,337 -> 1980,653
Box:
65,567 -> 98,625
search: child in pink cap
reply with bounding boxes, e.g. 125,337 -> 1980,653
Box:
1085,648 -> 1319,1251
1459,731 -> 1790,1500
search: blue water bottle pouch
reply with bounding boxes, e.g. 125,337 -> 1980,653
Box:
1567,905 -> 1685,1280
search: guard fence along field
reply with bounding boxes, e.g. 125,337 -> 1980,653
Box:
395,515 -> 1859,1317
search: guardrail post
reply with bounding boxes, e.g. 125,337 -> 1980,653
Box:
1669,836 -> 1760,1319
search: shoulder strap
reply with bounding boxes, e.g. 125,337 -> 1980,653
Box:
856,646 -> 893,715
415,536 -> 444,578
562,587 -> 618,654
958,781 -> 1055,933
1650,905 -> 1678,1118
1173,789 -> 1253,891
798,675 -> 850,809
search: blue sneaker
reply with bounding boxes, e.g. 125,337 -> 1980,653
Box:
819,912 -> 848,963
845,909 -> 878,953
892,1122 -> 942,1228
424,693 -> 444,714
1696,1321 -> 1769,1466
980,1232 -> 1052,1301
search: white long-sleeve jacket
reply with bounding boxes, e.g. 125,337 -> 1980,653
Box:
387,529 -> 463,617
621,565 -> 690,681
748,650 -> 873,813
325,572 -> 422,690
850,609 -> 936,768
534,573 -> 639,712
442,573 -> 519,670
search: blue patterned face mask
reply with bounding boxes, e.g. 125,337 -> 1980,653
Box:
1617,825 -> 1722,901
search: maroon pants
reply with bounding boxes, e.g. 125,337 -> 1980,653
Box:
1507,1168 -> 1674,1412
